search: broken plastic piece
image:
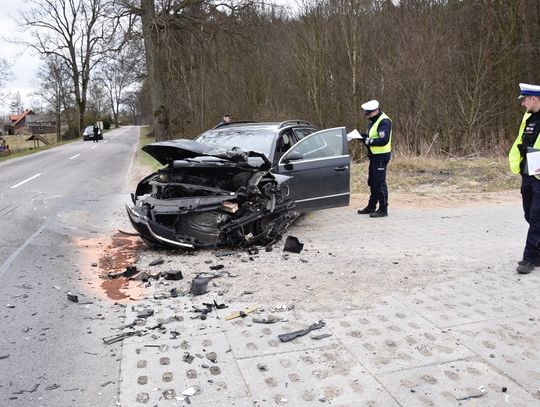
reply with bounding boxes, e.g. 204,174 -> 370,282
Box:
123,266 -> 138,278
283,236 -> 304,253
311,333 -> 332,340
221,201 -> 239,213
278,320 -> 325,342
137,308 -> 154,319
182,387 -> 197,396
164,270 -> 183,280
190,275 -> 215,296
149,259 -> 165,266
252,316 -> 281,324
225,305 -> 259,321
456,385 -> 487,401
67,292 -> 79,303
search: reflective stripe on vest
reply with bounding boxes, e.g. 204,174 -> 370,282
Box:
368,112 -> 392,154
508,112 -> 540,179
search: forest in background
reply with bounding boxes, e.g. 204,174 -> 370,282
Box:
137,0 -> 540,156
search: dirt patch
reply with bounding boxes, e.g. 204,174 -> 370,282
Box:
74,232 -> 146,302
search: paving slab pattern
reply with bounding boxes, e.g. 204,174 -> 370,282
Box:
114,200 -> 540,406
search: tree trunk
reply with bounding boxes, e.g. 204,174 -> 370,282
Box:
141,0 -> 170,141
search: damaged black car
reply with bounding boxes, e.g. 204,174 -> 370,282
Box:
127,120 -> 350,249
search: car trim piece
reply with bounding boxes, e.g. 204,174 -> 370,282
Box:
126,205 -> 195,249
278,154 -> 349,167
295,192 -> 350,203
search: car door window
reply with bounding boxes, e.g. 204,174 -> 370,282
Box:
275,131 -> 294,161
281,128 -> 344,162
292,127 -> 316,140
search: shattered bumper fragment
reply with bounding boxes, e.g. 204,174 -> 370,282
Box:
127,140 -> 298,249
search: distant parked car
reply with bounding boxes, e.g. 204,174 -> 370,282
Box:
126,120 -> 350,249
82,125 -> 102,141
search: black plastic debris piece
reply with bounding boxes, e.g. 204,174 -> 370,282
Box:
253,316 -> 280,324
265,245 -> 273,252
209,264 -> 224,271
123,266 -> 138,278
213,300 -> 227,309
137,308 -> 154,319
190,275 -> 215,296
311,333 -> 332,340
67,292 -> 79,303
247,247 -> 259,255
283,236 -> 304,253
278,320 -> 326,342
0,355 -> 9,360
183,352 -> 195,364
502,387 -> 507,393
164,270 -> 183,280
45,384 -> 60,391
170,288 -> 179,298
149,259 -> 165,266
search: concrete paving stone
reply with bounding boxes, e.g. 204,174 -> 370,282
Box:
323,306 -> 474,374
217,304 -> 337,358
120,331 -> 248,406
491,288 -> 540,315
378,357 -> 538,406
391,281 -> 522,329
236,344 -> 399,407
449,314 -> 540,398
124,296 -> 224,337
456,270 -> 540,296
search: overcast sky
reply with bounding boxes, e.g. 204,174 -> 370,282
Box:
0,0 -> 42,112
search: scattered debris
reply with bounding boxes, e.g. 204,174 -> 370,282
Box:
137,308 -> 154,319
283,236 -> 304,253
190,275 -> 217,296
6,304 -> 15,309
0,355 -> 9,360
502,387 -> 507,393
225,305 -> 260,321
183,353 -> 195,364
100,381 -> 113,388
67,292 -> 79,303
164,270 -> 183,281
278,320 -> 326,342
13,384 -> 40,394
252,315 -> 281,324
123,266 -> 139,278
45,384 -> 60,391
149,258 -> 165,266
215,251 -> 239,257
209,264 -> 224,270
182,386 -> 198,397
102,329 -> 149,345
311,333 -> 332,340
456,386 -> 487,401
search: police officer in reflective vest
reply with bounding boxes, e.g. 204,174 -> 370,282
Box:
357,100 -> 392,218
509,83 -> 540,274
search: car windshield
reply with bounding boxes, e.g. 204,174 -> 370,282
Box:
85,126 -> 93,133
196,127 -> 276,159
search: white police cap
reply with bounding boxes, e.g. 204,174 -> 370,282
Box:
361,100 -> 379,111
518,83 -> 540,99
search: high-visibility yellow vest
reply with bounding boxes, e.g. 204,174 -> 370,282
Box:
368,113 -> 392,154
509,112 -> 540,179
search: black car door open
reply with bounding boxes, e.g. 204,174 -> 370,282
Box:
273,127 -> 350,212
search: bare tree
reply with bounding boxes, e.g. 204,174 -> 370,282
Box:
0,58 -> 12,89
117,0 -> 262,140
36,57 -> 74,142
18,0 -> 127,136
97,40 -> 144,127
9,92 -> 24,114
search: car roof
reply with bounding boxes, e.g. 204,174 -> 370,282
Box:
213,120 -> 315,132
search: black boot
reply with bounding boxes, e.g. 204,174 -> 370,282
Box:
357,206 -> 376,214
369,210 -> 388,218
517,260 -> 535,274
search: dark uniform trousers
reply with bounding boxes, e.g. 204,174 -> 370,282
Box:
367,155 -> 390,212
521,175 -> 540,262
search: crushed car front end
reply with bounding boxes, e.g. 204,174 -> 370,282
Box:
127,140 -> 297,249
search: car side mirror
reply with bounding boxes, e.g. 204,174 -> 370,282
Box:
283,151 -> 303,163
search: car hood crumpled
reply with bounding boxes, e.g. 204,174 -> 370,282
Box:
142,139 -> 271,169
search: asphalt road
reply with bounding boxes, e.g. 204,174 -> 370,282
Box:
0,126 -> 140,407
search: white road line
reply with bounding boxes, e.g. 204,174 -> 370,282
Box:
104,140 -> 108,143
11,173 -> 42,189
69,154 -> 80,160
91,144 -> 99,149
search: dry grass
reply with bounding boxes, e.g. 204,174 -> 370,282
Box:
351,155 -> 520,194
